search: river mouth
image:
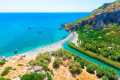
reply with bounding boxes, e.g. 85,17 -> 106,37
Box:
63,34 -> 120,77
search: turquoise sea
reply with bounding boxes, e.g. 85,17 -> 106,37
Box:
1,12 -> 120,77
0,13 -> 90,57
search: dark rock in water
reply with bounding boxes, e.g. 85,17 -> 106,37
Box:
59,28 -> 63,30
28,27 -> 31,29
14,49 -> 18,54
61,24 -> 66,27
38,30 -> 42,33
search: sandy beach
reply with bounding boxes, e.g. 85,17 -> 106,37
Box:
6,33 -> 73,60
72,31 -> 78,46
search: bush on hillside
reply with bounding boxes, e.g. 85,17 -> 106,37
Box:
69,60 -> 82,74
86,64 -> 96,73
0,77 -> 10,80
53,58 -> 60,68
21,73 -> 45,80
28,52 -> 51,68
102,76 -> 109,80
0,60 -> 5,66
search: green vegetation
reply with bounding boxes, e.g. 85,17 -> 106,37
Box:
93,1 -> 120,16
21,72 -> 52,80
86,64 -> 96,73
102,76 -> 109,80
28,52 -> 51,68
47,73 -> 52,80
0,77 -> 10,80
53,58 -> 60,68
66,1 -> 120,28
17,64 -> 24,66
69,42 -> 120,70
1,70 -> 9,76
13,68 -> 16,71
43,68 -> 53,75
51,48 -> 73,60
1,66 -> 12,76
0,60 -> 5,66
69,60 -> 82,74
69,50 -> 118,79
21,73 -> 45,80
96,66 -> 117,80
4,66 -> 12,71
74,54 -> 98,68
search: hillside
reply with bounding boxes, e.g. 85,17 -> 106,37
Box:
62,0 -> 120,31
64,0 -> 120,75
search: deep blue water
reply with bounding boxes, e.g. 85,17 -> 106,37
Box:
0,12 -> 91,57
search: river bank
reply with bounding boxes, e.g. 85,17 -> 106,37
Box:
63,32 -> 120,77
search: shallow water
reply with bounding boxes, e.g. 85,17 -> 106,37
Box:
0,12 -> 91,57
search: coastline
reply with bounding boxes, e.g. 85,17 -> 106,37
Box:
72,31 -> 78,46
6,33 -> 73,60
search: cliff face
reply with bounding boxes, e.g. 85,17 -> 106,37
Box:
62,1 -> 120,31
82,11 -> 120,30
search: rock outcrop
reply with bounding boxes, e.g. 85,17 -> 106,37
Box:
62,1 -> 120,31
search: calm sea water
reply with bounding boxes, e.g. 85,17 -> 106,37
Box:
0,12 -> 90,57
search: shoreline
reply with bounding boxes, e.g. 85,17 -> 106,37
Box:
6,33 -> 73,60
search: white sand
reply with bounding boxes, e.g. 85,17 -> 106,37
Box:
7,33 -> 73,60
72,31 -> 78,46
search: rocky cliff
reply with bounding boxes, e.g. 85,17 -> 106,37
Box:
62,0 -> 120,31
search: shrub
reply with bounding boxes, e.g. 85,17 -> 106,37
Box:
117,54 -> 120,61
53,58 -> 60,68
43,68 -> 53,74
21,73 -> 45,80
79,60 -> 85,68
74,55 -> 98,68
5,66 -> 12,70
103,52 -> 109,58
28,52 -> 51,68
0,77 -> 10,80
69,60 -> 82,74
96,66 -> 117,80
102,76 -> 109,80
0,60 -> 5,66
47,73 -> 52,80
1,70 -> 9,76
13,68 -> 16,70
86,64 -> 96,73
110,55 -> 116,61
17,64 -> 24,66
51,49 -> 73,60
1,66 -> 12,76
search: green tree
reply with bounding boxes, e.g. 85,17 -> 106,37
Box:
53,58 -> 60,68
0,77 -> 10,80
110,55 -> 116,61
21,73 -> 45,80
102,76 -> 109,80
86,64 -> 96,73
117,54 -> 120,61
69,60 -> 82,74
79,60 -> 85,68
